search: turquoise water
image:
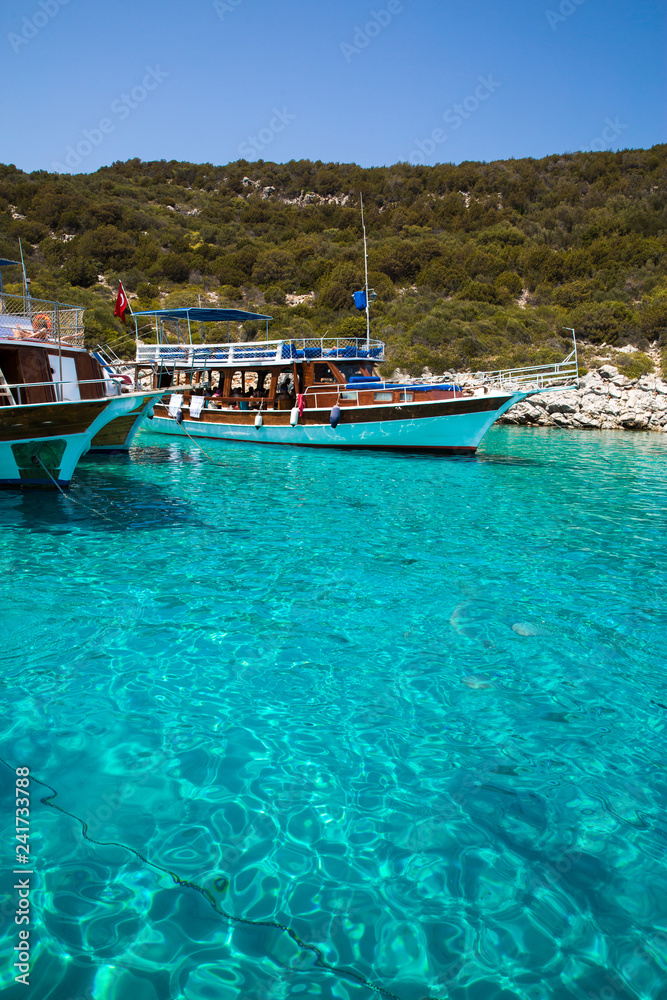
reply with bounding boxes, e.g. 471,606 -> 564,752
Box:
1,425 -> 667,1000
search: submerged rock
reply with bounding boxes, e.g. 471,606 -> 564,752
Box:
511,622 -> 547,637
461,675 -> 494,689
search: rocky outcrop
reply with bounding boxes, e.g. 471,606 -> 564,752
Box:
241,177 -> 351,207
498,365 -> 667,433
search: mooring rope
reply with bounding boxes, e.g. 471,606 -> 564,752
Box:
172,412 -> 226,466
0,757 -> 402,1000
32,455 -> 114,522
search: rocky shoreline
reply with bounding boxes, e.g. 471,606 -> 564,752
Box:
497,365 -> 667,433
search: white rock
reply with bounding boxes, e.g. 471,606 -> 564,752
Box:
620,412 -> 649,429
626,389 -> 649,408
547,398 -> 578,414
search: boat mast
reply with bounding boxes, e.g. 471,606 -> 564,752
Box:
360,194 -> 370,349
18,239 -> 32,321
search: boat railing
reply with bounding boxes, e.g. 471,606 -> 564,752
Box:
303,381 -> 464,408
135,337 -> 385,366
93,345 -> 138,388
0,292 -> 85,349
301,351 -> 578,408
463,350 -> 579,392
0,376 -> 124,405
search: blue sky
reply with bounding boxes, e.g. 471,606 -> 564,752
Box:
2,0 -> 665,174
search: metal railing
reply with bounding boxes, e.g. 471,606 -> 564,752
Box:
300,351 -> 578,410
303,383 -> 447,408
0,376 -> 121,406
135,336 -> 385,367
93,344 -> 137,387
0,292 -> 85,348
463,348 -> 579,393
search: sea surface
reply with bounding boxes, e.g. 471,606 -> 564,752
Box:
1,425 -> 666,1000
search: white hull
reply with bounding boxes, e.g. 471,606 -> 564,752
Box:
0,432 -> 90,487
145,393 -> 528,452
0,394 -> 162,487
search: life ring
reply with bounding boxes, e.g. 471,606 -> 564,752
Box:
32,314 -> 52,336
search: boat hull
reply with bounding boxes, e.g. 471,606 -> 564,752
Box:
0,394 -> 162,487
145,392 -> 526,452
87,393 -> 161,452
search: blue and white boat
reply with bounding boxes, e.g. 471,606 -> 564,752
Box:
130,307 -> 579,453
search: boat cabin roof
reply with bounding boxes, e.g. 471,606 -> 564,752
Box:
135,307 -> 273,323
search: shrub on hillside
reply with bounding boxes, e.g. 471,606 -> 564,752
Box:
264,285 -> 286,305
616,351 -> 654,379
570,300 -> 636,345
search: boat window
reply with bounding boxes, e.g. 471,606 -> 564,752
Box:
337,362 -> 377,380
373,391 -> 393,402
313,363 -> 337,383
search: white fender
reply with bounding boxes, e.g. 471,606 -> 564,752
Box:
255,412 -> 263,428
290,406 -> 299,427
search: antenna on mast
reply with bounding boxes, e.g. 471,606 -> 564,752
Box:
18,239 -> 32,319
360,193 -> 370,349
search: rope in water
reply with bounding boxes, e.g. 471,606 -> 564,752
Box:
32,455 -> 113,522
172,410 -> 226,466
0,757 -> 402,1000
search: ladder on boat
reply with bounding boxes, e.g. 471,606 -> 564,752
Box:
0,367 -> 15,405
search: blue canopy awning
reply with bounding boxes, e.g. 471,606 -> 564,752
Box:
134,307 -> 272,323
0,259 -> 20,268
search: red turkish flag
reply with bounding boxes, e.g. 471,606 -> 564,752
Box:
114,281 -> 128,325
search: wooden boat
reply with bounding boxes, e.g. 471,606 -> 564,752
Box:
127,307 -> 579,453
0,272 -> 164,487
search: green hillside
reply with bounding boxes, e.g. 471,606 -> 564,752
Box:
1,148 -> 666,376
